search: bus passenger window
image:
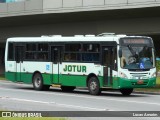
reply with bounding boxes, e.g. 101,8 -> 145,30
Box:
8,43 -> 14,60
38,43 -> 48,51
64,54 -> 71,61
26,44 -> 36,51
53,48 -> 58,62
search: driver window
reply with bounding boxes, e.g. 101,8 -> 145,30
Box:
121,49 -> 127,68
121,56 -> 126,68
121,48 -> 135,68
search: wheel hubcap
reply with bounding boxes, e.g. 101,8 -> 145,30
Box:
90,81 -> 97,91
35,77 -> 41,87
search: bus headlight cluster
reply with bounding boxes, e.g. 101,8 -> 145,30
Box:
151,72 -> 156,78
119,72 -> 128,79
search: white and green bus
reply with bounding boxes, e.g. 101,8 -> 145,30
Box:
5,33 -> 156,95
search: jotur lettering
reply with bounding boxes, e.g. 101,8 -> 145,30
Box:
63,65 -> 86,73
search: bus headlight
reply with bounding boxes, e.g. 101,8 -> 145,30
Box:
151,72 -> 156,78
119,72 -> 128,79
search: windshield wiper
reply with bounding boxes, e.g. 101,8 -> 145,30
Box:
127,45 -> 136,56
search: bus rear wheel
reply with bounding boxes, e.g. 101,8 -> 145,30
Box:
88,76 -> 101,95
120,88 -> 133,96
33,73 -> 50,90
61,86 -> 75,92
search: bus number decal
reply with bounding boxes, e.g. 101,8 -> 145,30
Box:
46,65 -> 50,71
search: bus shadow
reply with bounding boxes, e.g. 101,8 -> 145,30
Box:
49,87 -> 147,98
16,86 -> 147,98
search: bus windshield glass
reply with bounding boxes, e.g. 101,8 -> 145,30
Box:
120,45 -> 154,70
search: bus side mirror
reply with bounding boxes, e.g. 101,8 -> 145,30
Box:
119,49 -> 122,58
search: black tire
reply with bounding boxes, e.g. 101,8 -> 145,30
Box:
88,76 -> 101,95
120,88 -> 133,96
33,73 -> 50,90
61,86 -> 75,92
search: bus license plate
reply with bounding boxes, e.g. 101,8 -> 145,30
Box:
137,80 -> 144,84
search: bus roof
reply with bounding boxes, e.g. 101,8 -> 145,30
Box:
6,35 -> 152,44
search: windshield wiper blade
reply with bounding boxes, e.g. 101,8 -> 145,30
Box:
128,45 -> 135,56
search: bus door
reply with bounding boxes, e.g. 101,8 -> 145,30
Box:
51,46 -> 63,84
15,45 -> 25,82
102,46 -> 116,86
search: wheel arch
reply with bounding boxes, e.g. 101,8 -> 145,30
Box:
86,73 -> 99,87
32,71 -> 42,83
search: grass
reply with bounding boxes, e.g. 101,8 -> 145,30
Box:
0,74 -> 6,80
156,76 -> 160,84
135,87 -> 160,92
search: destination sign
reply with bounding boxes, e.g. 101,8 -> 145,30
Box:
123,39 -> 149,44
120,38 -> 153,46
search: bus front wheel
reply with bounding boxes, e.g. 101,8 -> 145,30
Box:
120,88 -> 133,96
88,76 -> 101,95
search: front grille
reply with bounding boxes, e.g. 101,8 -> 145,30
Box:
130,72 -> 148,75
130,72 -> 149,79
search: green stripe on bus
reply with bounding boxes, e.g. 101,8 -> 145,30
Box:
5,72 -> 156,89
5,72 -> 103,87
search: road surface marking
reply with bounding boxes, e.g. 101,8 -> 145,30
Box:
0,96 -> 106,111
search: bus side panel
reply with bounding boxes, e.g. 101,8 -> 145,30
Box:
5,72 -> 16,82
5,61 -> 16,82
42,73 -> 52,85
98,76 -> 104,88
52,63 -> 59,84
59,74 -> 76,86
112,76 -> 119,89
75,75 -> 87,87
99,76 -> 118,88
59,75 -> 105,88
20,72 -> 32,84
22,62 -> 52,85
112,70 -> 119,89
59,74 -> 87,87
59,63 -> 102,87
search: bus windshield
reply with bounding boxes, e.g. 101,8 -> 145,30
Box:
120,45 -> 154,70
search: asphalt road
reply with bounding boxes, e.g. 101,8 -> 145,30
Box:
0,80 -> 160,120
